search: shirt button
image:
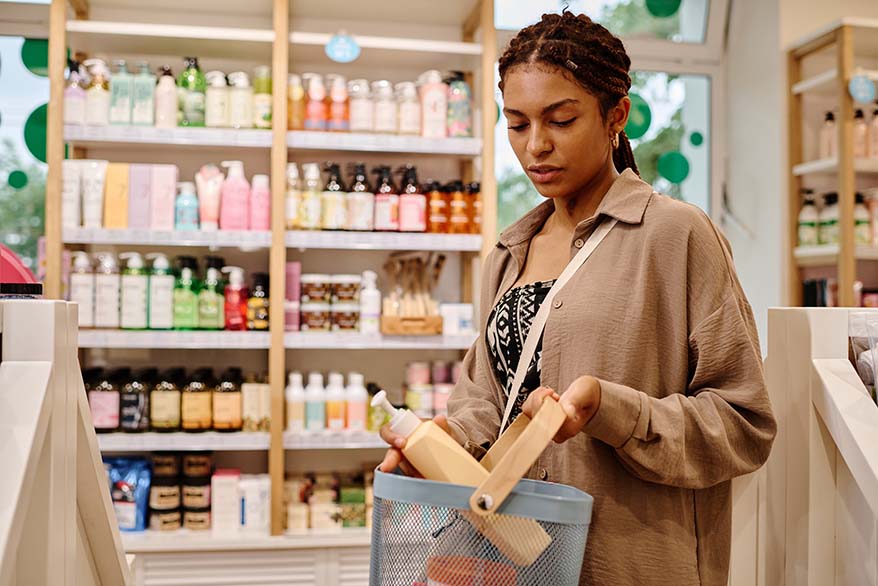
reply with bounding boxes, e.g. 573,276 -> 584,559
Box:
539,469 -> 549,481
574,238 -> 584,249
552,299 -> 563,309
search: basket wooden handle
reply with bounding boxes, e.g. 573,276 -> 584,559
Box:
469,396 -> 567,517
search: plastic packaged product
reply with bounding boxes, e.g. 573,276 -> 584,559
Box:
120,370 -> 151,433
856,193 -> 871,245
178,57 -> 207,127
154,65 -> 178,129
346,163 -> 374,231
183,453 -> 213,478
219,160 -> 251,231
211,469 -> 241,535
128,164 -> 152,230
253,65 -> 272,129
69,251 -> 95,327
120,252 -> 149,330
109,59 -> 133,125
426,181 -> 449,233
240,475 -> 271,534
222,266 -> 249,331
146,253 -> 174,330
105,457 -> 151,532
419,69 -> 448,139
205,70 -> 230,128
300,274 -> 331,303
89,369 -> 122,432
445,71 -> 473,138
285,163 -> 302,230
398,165 -> 426,232
242,382 -> 262,432
175,181 -> 200,231
467,181 -> 482,234
371,80 -> 397,134
330,274 -> 362,303
285,372 -> 306,433
149,476 -> 181,511
213,368 -> 243,432
84,58 -> 111,126
81,160 -> 109,229
373,166 -> 399,231
64,61 -> 87,125
287,74 -> 306,131
61,159 -> 82,228
94,253 -> 121,329
183,476 -> 212,509
103,163 -> 130,229
199,255 -> 225,330
247,273 -> 270,331
322,163 -> 347,230
304,73 -> 328,131
228,71 -> 254,129
345,373 -> 369,432
300,163 -> 323,230
396,82 -> 421,135
150,508 -> 182,532
325,373 -> 346,432
818,192 -> 839,245
285,261 -> 302,332
195,164 -> 224,231
331,303 -> 360,331
132,61 -> 156,126
184,507 -> 211,531
327,74 -> 350,132
305,373 -> 326,432
173,256 -> 201,330
348,78 -> 373,133
301,302 -> 331,332
854,109 -> 869,159
447,181 -> 470,234
250,174 -> 271,231
150,164 -> 179,230
359,270 -> 381,335
433,383 -> 454,416
150,370 -> 182,432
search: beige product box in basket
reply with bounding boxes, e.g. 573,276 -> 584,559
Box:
372,391 -> 560,566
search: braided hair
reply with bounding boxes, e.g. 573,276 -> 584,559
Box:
499,11 -> 639,175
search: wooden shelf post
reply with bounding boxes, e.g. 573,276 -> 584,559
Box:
45,0 -> 68,299
836,25 -> 856,307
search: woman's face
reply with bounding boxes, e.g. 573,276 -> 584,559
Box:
502,63 -> 628,200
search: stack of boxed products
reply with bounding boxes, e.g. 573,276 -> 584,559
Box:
284,469 -> 376,533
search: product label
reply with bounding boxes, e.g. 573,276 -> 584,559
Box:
447,95 -> 473,138
346,403 -> 366,432
285,189 -> 302,229
113,501 -> 137,530
109,85 -> 132,124
89,390 -> 120,429
301,282 -> 330,303
305,100 -> 328,131
132,83 -> 155,125
399,101 -> 421,135
150,510 -> 182,531
151,390 -> 181,428
86,89 -> 110,126
374,101 -> 397,134
246,298 -> 270,331
399,195 -> 427,232
242,385 -> 263,432
149,485 -> 181,510
856,219 -> 872,245
798,222 -> 818,246
374,194 -> 400,231
182,90 -> 206,125
198,290 -> 224,329
306,401 -> 325,431
229,90 -> 253,128
346,192 -> 375,231
149,275 -> 175,329
331,310 -> 359,331
301,192 -> 323,229
64,95 -> 86,125
175,204 -> 200,231
173,289 -> 199,329
70,274 -> 95,327
184,510 -> 211,530
287,401 -> 305,433
349,98 -> 373,132
120,391 -> 149,431
183,485 -> 211,509
181,392 -> 212,430
253,94 -> 272,129
213,392 -> 243,429
205,90 -> 229,127
121,274 -> 148,329
422,90 -> 448,138
328,101 -> 349,132
321,191 -> 348,230
94,274 -> 121,328
819,220 -> 839,245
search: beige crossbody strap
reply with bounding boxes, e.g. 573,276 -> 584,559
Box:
498,218 -> 618,433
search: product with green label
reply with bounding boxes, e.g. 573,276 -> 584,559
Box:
132,61 -> 156,126
109,59 -> 133,125
797,190 -> 819,247
178,57 -> 206,127
199,255 -> 226,330
119,252 -> 149,329
173,256 -> 201,330
253,65 -> 272,129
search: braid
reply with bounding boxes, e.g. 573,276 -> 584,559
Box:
499,11 -> 639,175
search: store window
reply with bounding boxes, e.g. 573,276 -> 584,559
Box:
0,36 -> 49,272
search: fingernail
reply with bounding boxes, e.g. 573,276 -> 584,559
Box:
394,438 -> 405,449
563,403 -> 578,420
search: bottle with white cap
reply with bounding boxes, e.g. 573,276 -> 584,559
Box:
325,372 -> 346,432
285,372 -> 306,433
300,163 -> 323,230
119,252 -> 149,329
205,70 -> 230,128
94,253 -> 121,329
250,174 -> 271,231
305,373 -> 326,432
359,270 -> 381,335
371,390 -> 486,483
345,372 -> 368,432
147,253 -> 174,329
70,251 -> 95,328
222,265 -> 249,331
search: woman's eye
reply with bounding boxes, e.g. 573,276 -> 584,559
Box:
507,123 -> 528,131
552,118 -> 576,127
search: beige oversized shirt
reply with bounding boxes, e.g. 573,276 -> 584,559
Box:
446,169 -> 776,586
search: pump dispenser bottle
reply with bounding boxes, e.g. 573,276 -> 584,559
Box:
147,253 -> 174,329
325,372 -> 346,431
220,161 -> 250,230
94,253 -> 121,329
222,266 -> 249,331
70,251 -> 95,327
360,270 -> 381,335
285,372 -> 306,433
300,163 -> 323,230
119,252 -> 149,329
305,373 -> 326,432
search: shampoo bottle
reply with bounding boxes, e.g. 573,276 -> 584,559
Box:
304,73 -> 328,131
70,251 -> 95,328
287,74 -> 306,131
219,161 -> 251,230
131,61 -> 156,126
419,69 -> 448,139
305,373 -> 326,433
119,252 -> 149,330
250,174 -> 271,231
109,59 -> 133,125
345,372 -> 368,432
178,57 -> 206,127
84,58 -> 111,127
247,272 -> 270,331
321,163 -> 347,230
146,253 -> 174,330
300,163 -> 323,230
173,256 -> 201,330
445,71 -> 473,138
285,163 -> 302,230
325,372 -> 346,432
252,65 -> 272,129
205,70 -> 230,128
64,60 -> 87,125
222,266 -> 249,331
398,164 -> 426,232
346,163 -> 374,231
94,253 -> 121,329
854,109 -> 869,158
228,71 -> 254,129
326,74 -> 349,132
175,181 -> 200,231
373,166 -> 399,231
154,65 -> 178,129
359,270 -> 381,335
195,163 -> 224,231
285,372 -> 306,433
199,255 -> 226,330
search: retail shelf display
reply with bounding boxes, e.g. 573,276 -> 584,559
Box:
64,124 -> 273,148
285,231 -> 482,252
98,432 -> 270,452
283,431 -> 386,450
791,68 -> 838,95
78,330 -> 271,349
794,244 -> 878,267
287,131 -> 482,156
63,227 -> 272,249
121,528 -> 371,553
283,331 -> 476,350
792,158 -> 878,176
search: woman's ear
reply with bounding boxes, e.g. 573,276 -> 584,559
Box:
609,96 -> 631,134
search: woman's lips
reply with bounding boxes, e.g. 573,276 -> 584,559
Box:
527,167 -> 563,183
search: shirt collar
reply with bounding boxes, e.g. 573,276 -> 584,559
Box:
497,169 -> 654,249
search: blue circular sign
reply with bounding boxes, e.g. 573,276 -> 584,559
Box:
325,34 -> 361,64
849,75 -> 876,104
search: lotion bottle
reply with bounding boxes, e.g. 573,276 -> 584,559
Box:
285,372 -> 306,433
305,373 -> 326,433
219,161 -> 251,230
345,372 -> 368,432
359,270 -> 381,335
94,253 -> 121,329
146,253 -> 174,330
70,251 -> 95,328
154,65 -> 178,129
325,372 -> 346,432
119,252 -> 149,330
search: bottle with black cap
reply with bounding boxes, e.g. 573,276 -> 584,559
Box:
322,162 -> 347,230
120,367 -> 153,433
151,368 -> 183,432
467,181 -> 482,235
398,164 -> 426,233
182,368 -> 213,432
346,163 -> 374,231
88,367 -> 126,433
247,273 -> 270,331
818,192 -> 839,245
373,165 -> 399,231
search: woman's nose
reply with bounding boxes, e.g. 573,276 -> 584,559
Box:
526,126 -> 552,157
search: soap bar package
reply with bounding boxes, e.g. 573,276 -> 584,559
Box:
128,164 -> 152,229
103,163 -> 130,229
105,457 -> 151,532
150,164 -> 178,230
211,469 -> 241,535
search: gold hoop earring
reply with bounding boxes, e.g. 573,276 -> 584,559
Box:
611,133 -> 619,149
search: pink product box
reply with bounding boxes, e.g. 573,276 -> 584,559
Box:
150,164 -> 178,230
128,164 -> 152,229
286,262 -> 302,302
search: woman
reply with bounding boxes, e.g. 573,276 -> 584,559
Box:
380,12 -> 776,586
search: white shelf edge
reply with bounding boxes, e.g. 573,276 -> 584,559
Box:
78,330 -> 271,350
66,20 -> 274,43
794,244 -> 878,266
283,332 -> 477,350
792,68 -> 838,94
286,130 -> 482,156
121,528 -> 371,553
62,227 -> 272,248
283,431 -> 386,450
98,432 -> 270,452
284,230 -> 482,252
64,125 -> 273,148
289,31 -> 481,56
792,158 -> 878,175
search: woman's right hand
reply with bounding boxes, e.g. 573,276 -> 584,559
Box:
378,414 -> 452,477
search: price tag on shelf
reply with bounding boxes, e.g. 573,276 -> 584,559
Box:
849,75 -> 877,104
325,33 -> 361,64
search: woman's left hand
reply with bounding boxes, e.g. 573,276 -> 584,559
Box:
522,376 -> 602,443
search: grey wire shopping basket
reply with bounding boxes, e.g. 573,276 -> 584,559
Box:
370,398 -> 594,585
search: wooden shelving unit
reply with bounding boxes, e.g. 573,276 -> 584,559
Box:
43,1 -> 496,581
787,21 -> 878,306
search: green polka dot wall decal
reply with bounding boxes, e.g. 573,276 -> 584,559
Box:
625,93 -> 652,140
657,151 -> 690,183
20,39 -> 49,77
24,103 -> 48,163
690,131 -> 704,147
646,0 -> 682,18
8,170 -> 28,190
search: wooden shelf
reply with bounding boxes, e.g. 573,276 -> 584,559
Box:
121,528 -> 371,553
283,431 -> 386,450
792,158 -> 878,176
285,231 -> 482,251
284,332 -> 477,350
791,69 -> 838,95
98,432 -> 270,452
64,124 -> 273,149
287,131 -> 482,156
794,244 -> 878,267
78,330 -> 271,349
63,227 -> 271,249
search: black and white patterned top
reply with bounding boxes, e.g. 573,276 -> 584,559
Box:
486,280 -> 556,425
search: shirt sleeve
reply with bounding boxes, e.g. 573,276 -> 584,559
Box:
582,211 -> 777,489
